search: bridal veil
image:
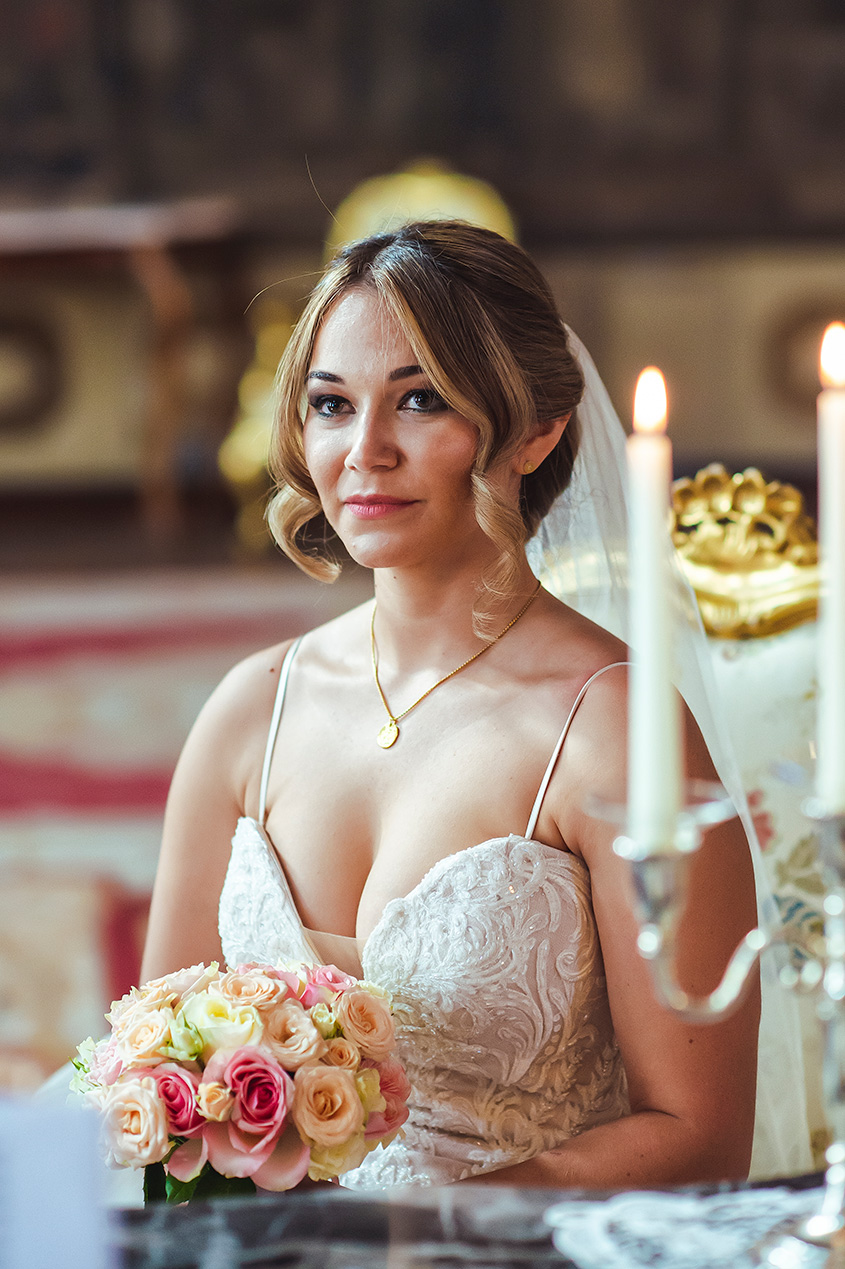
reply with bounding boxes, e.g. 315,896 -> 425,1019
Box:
528,329 -> 812,1179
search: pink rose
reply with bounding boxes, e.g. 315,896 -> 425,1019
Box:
152,1063 -> 204,1137
300,964 -> 357,1008
89,1036 -> 124,1086
363,1058 -> 411,1140
201,1046 -> 294,1179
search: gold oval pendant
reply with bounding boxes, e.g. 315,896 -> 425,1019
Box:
377,719 -> 399,749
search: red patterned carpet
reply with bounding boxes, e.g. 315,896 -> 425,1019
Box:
0,564 -> 371,1086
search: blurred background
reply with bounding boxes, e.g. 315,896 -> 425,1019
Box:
1,0 -> 843,1094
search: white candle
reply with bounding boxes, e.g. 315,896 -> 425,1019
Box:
817,322 -> 845,813
627,367 -> 683,846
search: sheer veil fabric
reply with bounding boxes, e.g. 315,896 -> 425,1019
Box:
527,329 -> 812,1179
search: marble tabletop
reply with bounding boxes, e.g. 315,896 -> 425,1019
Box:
111,1175 -> 827,1269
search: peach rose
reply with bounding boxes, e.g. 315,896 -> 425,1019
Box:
102,1076 -> 170,1167
214,970 -> 286,1013
322,1037 -> 360,1069
293,1065 -> 364,1147
335,988 -> 394,1061
197,1081 -> 235,1122
263,1000 -> 326,1070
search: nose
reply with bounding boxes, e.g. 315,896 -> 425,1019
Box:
343,405 -> 397,472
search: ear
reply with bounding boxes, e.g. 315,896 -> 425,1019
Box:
515,413 -> 571,476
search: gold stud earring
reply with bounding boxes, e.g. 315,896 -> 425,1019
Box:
523,461 -> 535,475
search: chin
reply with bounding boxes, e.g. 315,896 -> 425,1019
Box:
344,540 -> 417,570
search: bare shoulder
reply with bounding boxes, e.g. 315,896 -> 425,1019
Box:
527,596 -> 630,845
188,599 -> 374,797
290,597 -> 373,673
531,591 -> 629,697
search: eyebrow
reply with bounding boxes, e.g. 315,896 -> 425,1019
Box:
305,364 -> 424,384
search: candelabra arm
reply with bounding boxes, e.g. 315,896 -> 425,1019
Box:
618,847 -> 769,1022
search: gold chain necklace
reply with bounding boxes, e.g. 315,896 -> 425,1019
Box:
370,582 -> 542,749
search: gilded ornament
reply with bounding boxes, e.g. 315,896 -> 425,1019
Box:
671,464 -> 819,638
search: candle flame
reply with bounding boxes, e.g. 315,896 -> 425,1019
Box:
820,322 -> 845,389
633,367 -> 668,434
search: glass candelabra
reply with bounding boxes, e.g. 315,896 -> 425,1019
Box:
594,785 -> 845,1267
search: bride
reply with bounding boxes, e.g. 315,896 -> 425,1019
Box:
141,220 -> 809,1188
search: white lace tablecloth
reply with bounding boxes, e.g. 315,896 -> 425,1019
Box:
544,1186 -> 825,1269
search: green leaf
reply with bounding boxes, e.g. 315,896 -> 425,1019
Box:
146,1162 -> 258,1205
189,1167 -> 257,1202
164,1170 -> 202,1205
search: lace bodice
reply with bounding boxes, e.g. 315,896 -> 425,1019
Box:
218,639 -> 629,1187
219,817 -> 629,1188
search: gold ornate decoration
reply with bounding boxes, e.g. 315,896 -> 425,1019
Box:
371,583 -> 541,748
672,463 -> 819,638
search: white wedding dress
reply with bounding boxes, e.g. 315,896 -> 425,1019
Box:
218,638 -> 631,1188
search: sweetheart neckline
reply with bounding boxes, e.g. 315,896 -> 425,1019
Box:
235,815 -> 585,959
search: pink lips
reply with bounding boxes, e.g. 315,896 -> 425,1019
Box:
344,496 -> 416,519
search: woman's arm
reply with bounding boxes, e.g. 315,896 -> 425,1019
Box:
140,644 -> 289,983
478,667 -> 760,1188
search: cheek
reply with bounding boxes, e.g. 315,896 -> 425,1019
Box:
302,427 -> 342,496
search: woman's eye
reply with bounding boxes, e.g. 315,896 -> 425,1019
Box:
402,387 -> 447,413
310,394 -> 349,418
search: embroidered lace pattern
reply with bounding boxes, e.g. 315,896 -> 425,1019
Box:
219,819 -> 630,1188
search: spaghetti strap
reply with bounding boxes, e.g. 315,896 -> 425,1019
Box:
258,637 -> 303,826
524,661 -> 629,840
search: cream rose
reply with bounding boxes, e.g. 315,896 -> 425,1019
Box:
150,962 -> 221,1003
293,1065 -> 364,1147
213,970 -> 286,1013
355,1068 -> 385,1118
307,1132 -> 370,1182
197,1081 -> 235,1122
161,1011 -> 203,1063
102,1076 -> 169,1167
263,1000 -> 326,1069
179,992 -> 262,1057
322,1036 -> 360,1069
335,988 -> 394,1061
114,1006 -> 175,1067
309,1002 -> 336,1039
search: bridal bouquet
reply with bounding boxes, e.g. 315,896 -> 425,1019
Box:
71,960 -> 410,1203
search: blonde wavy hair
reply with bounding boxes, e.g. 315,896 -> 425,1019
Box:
267,221 -> 584,618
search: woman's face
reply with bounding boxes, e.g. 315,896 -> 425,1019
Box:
302,287 -> 514,575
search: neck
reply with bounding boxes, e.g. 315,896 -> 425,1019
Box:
370,558 -> 541,675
